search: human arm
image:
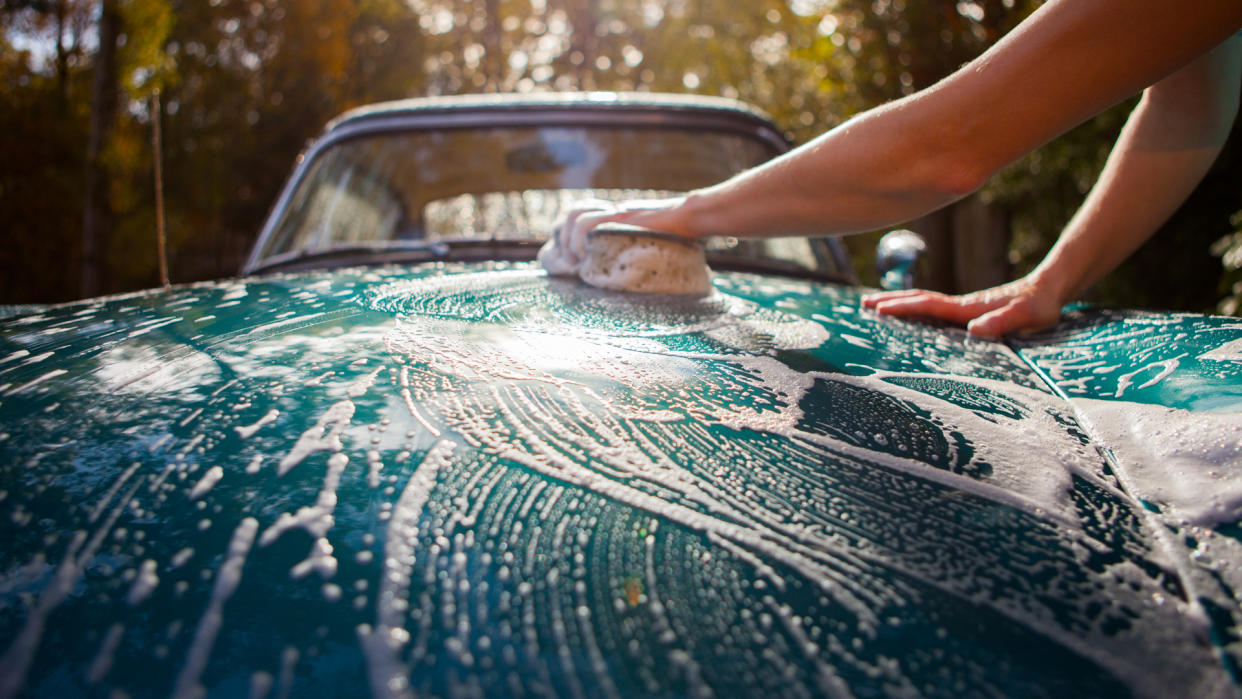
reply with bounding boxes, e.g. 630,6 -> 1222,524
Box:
557,0 -> 1242,260
862,35 -> 1242,338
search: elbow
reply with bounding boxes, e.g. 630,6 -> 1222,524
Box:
909,145 -> 992,202
1142,85 -> 1239,148
936,157 -> 992,200
897,112 -> 998,202
1143,38 -> 1242,147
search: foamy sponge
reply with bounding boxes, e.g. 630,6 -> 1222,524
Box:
577,225 -> 712,296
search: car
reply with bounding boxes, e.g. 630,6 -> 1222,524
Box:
1,92 -> 1241,698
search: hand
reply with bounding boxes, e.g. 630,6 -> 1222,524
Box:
538,200 -> 617,275
860,276 -> 1066,339
561,197 -> 689,259
540,198 -> 692,277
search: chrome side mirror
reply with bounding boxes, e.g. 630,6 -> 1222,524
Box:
876,229 -> 927,291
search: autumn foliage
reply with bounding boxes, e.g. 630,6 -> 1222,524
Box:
1,0 -> 1238,310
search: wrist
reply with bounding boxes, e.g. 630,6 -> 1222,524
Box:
621,193 -> 704,240
1027,263 -> 1077,309
672,190 -> 713,239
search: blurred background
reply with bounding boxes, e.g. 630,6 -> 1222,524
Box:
2,0 -> 1240,310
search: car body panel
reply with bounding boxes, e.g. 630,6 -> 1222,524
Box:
1,262 -> 1239,697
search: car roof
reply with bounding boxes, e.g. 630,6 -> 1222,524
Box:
323,91 -> 786,140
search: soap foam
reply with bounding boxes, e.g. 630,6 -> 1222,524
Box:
374,273 -> 1226,694
1068,398 -> 1242,527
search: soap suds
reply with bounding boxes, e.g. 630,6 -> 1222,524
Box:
89,461 -> 142,523
278,401 -> 354,476
290,537 -> 337,580
126,559 -> 159,605
373,272 -> 1221,694
0,474 -> 142,699
2,369 -> 66,397
262,452 -> 350,546
1069,398 -> 1242,527
1199,338 -> 1242,362
86,624 -> 124,684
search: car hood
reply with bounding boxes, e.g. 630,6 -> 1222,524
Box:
1,261 -> 1240,697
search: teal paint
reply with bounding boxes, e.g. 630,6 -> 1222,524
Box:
0,262 -> 1238,697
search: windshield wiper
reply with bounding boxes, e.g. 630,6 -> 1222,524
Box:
248,239 -> 546,276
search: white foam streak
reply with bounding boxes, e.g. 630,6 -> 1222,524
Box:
0,476 -> 141,699
236,409 -> 280,439
359,439 -> 457,699
2,369 -> 66,396
172,517 -> 259,699
1199,337 -> 1242,362
348,368 -> 384,398
278,401 -> 355,476
1115,356 -> 1184,398
86,624 -> 125,684
90,461 -> 142,523
189,466 -> 224,500
291,537 -> 337,580
126,559 -> 159,605
262,452 -> 350,546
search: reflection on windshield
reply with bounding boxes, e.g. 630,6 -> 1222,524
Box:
256,125 -> 838,278
424,188 -> 671,240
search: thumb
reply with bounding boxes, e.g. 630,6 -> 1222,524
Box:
966,299 -> 1030,339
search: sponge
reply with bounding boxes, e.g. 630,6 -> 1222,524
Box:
578,225 -> 712,296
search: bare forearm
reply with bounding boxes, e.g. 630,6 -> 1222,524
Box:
676,99 -> 977,238
1032,38 -> 1242,303
646,0 -> 1242,242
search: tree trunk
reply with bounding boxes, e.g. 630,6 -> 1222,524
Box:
81,0 -> 121,298
55,0 -> 68,107
908,195 -> 1011,294
483,0 -> 502,91
568,0 -> 597,89
951,194 -> 1010,293
909,207 -> 956,292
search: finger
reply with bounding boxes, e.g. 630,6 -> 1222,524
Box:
558,201 -> 614,238
560,205 -> 606,243
567,211 -> 614,260
860,289 -> 925,308
968,297 -> 1063,339
880,287 -> 1029,325
966,299 -> 1038,339
871,293 -> 990,326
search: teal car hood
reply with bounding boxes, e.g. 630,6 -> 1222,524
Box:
1,261 -> 1240,697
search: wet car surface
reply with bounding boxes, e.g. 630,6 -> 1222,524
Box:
2,95 -> 1241,698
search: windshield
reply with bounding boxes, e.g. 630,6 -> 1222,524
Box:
253,123 -> 844,278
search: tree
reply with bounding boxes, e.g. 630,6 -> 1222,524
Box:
80,0 -> 119,297
2,0 -> 1238,312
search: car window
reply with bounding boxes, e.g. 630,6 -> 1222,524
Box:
254,123 -> 836,278
270,148 -> 406,253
